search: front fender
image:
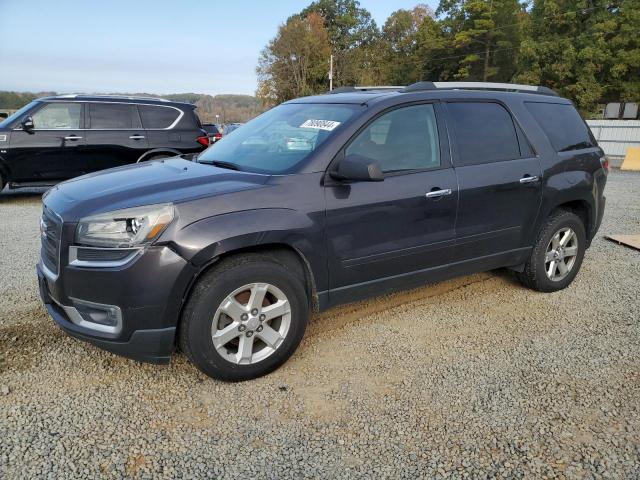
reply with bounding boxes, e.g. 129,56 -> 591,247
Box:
170,207 -> 327,292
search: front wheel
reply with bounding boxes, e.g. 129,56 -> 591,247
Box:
517,210 -> 586,292
179,254 -> 309,381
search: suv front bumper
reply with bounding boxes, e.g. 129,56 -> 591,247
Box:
37,245 -> 196,364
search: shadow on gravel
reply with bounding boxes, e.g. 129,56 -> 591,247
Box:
307,272 -> 496,338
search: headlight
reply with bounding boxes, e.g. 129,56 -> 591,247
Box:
76,204 -> 175,248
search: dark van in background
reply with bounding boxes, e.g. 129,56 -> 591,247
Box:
0,95 -> 209,191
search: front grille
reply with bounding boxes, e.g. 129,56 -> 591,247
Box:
40,206 -> 62,276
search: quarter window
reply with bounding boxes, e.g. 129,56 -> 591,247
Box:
346,104 -> 440,173
138,105 -> 180,129
448,102 -> 521,166
525,102 -> 594,152
89,103 -> 137,129
32,103 -> 81,129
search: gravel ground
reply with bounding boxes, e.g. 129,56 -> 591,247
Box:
1,172 -> 639,479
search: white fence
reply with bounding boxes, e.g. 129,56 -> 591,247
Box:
587,120 -> 640,164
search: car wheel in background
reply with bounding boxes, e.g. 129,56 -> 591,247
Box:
137,153 -> 174,163
179,254 -> 309,381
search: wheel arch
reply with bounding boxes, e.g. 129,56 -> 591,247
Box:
173,242 -> 320,344
551,199 -> 591,237
540,171 -> 598,245
137,148 -> 183,163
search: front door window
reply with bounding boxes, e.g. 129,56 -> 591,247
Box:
32,103 -> 81,129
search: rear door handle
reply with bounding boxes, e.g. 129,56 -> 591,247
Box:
64,135 -> 82,140
129,135 -> 145,140
425,188 -> 452,199
519,175 -> 539,184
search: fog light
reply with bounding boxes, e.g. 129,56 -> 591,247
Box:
71,298 -> 122,327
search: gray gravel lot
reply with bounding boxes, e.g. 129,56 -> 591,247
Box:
1,172 -> 639,479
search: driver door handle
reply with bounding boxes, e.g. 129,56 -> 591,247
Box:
64,135 -> 82,140
425,188 -> 452,199
129,134 -> 145,140
519,175 -> 539,184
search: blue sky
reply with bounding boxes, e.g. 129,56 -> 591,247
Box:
0,0 -> 438,96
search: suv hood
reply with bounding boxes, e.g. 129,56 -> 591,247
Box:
44,157 -> 269,221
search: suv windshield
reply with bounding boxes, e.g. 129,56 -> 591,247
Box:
0,101 -> 40,129
198,103 -> 361,174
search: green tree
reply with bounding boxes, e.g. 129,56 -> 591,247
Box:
381,5 -> 435,85
0,91 -> 39,109
437,0 -> 526,81
256,12 -> 331,105
414,16 -> 457,81
299,0 -> 380,86
516,0 -> 640,114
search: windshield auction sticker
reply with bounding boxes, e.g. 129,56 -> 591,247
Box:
300,119 -> 341,131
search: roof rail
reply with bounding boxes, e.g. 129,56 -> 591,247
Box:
327,86 -> 403,94
403,81 -> 558,96
49,94 -> 172,102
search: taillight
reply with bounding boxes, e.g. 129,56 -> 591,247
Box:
196,136 -> 209,147
600,156 -> 609,173
214,133 -> 223,140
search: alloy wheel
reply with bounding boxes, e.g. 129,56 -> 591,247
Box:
544,227 -> 579,281
211,283 -> 291,365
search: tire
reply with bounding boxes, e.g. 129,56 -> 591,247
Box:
517,209 -> 586,292
179,254 -> 309,381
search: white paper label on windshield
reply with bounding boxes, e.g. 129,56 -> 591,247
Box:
300,119 -> 341,131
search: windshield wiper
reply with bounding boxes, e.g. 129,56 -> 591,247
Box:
199,159 -> 242,171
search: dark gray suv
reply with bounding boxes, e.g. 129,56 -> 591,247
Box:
37,82 -> 607,381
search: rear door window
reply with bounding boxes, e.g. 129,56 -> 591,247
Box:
89,103 -> 138,129
346,104 -> 441,173
525,102 -> 594,152
32,103 -> 82,129
447,102 -> 521,166
138,105 -> 181,129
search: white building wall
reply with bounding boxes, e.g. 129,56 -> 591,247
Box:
587,120 -> 640,160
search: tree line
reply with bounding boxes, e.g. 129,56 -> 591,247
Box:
256,0 -> 639,116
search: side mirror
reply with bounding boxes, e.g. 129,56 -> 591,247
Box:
21,115 -> 34,131
330,154 -> 384,182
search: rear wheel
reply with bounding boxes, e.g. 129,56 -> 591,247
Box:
179,254 -> 309,381
517,210 -> 586,292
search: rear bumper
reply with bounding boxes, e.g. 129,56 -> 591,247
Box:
588,195 -> 606,246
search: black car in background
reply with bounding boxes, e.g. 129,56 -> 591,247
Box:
223,123 -> 244,135
202,123 -> 224,143
0,95 -> 209,190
